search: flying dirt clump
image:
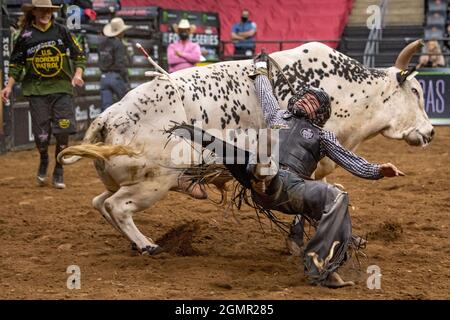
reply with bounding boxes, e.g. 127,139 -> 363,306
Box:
156,221 -> 203,256
369,220 -> 403,242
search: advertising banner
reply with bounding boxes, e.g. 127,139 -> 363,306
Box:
417,70 -> 450,125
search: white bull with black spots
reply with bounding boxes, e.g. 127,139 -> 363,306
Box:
59,40 -> 434,254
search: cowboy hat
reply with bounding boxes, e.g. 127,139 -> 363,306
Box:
178,19 -> 191,29
103,17 -> 132,37
172,19 -> 196,34
21,0 -> 61,12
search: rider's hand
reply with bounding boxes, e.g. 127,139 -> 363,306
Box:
249,50 -> 270,80
253,50 -> 269,69
380,163 -> 405,177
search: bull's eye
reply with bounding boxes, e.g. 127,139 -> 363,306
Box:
411,87 -> 420,99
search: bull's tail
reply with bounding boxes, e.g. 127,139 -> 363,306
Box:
57,143 -> 140,165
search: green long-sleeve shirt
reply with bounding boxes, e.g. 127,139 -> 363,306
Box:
9,21 -> 86,96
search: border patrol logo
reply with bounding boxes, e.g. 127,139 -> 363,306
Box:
32,46 -> 63,77
301,128 -> 314,139
59,119 -> 71,129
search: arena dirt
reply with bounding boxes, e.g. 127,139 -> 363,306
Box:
0,127 -> 449,300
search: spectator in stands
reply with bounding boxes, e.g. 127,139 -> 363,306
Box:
231,9 -> 257,58
429,0 -> 447,12
167,19 -> 201,73
418,40 -> 446,68
1,0 -> 86,189
445,25 -> 450,49
427,12 -> 446,25
425,26 -> 445,39
98,17 -> 131,111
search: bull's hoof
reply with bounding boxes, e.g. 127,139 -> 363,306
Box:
141,244 -> 164,256
323,272 -> 355,289
131,243 -> 164,255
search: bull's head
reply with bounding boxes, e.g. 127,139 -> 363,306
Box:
381,39 -> 435,146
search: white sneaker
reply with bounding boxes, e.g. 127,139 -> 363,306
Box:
52,180 -> 66,189
52,167 -> 66,189
37,159 -> 48,186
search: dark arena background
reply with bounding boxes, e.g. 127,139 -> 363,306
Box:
0,0 -> 449,302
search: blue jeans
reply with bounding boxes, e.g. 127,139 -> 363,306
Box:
100,72 -> 128,111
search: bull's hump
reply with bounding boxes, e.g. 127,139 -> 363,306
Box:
271,42 -> 387,103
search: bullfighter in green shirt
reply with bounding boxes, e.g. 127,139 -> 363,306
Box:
1,0 -> 86,189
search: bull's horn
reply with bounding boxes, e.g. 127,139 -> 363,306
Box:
394,39 -> 424,70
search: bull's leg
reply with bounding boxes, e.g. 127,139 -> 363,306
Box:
103,181 -> 172,255
316,159 -> 346,190
315,158 -> 337,180
92,190 -> 124,234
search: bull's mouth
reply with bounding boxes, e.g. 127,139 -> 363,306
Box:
404,129 -> 433,147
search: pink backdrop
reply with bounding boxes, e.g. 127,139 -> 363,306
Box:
121,0 -> 353,55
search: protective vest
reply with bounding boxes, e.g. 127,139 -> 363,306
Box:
278,117 -> 322,178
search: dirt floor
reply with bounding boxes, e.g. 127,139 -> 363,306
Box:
0,127 -> 449,300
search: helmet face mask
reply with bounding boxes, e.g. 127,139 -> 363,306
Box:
287,87 -> 331,127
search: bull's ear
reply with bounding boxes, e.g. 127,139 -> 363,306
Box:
397,67 -> 417,85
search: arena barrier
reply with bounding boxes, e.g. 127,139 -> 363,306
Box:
417,68 -> 450,125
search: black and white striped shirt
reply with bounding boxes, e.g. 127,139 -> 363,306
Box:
255,75 -> 383,180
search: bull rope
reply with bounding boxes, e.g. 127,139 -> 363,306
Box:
267,55 -> 296,95
135,43 -> 184,106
